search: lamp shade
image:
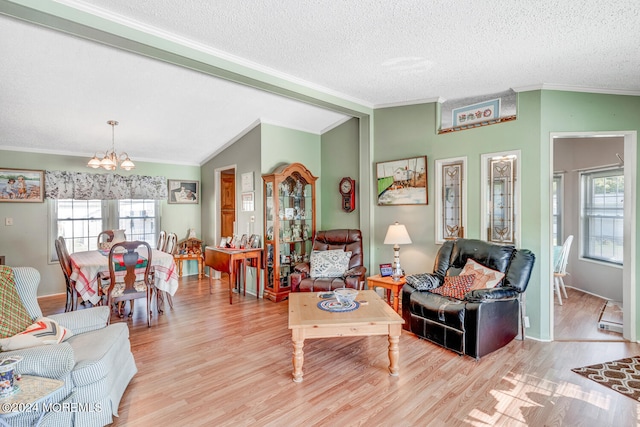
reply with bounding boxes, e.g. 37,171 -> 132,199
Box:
384,222 -> 412,245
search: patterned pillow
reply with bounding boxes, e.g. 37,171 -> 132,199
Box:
0,317 -> 73,352
429,274 -> 476,300
461,259 -> 505,291
310,250 -> 352,278
405,273 -> 440,291
0,266 -> 33,339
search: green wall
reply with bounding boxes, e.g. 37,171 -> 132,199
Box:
0,149 -> 200,295
261,123 -> 322,229
371,92 -> 545,337
539,90 -> 640,340
320,118 -> 360,230
370,90 -> 640,341
200,124 -> 262,295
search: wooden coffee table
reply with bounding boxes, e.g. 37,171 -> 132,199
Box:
288,290 -> 404,382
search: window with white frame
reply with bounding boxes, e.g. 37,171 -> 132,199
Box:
580,168 -> 624,265
51,199 -> 159,260
552,175 -> 563,246
117,199 -> 158,243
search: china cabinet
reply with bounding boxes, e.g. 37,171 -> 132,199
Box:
262,163 -> 317,302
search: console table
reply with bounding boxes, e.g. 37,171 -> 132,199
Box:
204,246 -> 263,304
173,237 -> 204,278
173,253 -> 204,278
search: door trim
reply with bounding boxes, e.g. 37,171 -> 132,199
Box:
213,164 -> 236,279
549,131 -> 637,342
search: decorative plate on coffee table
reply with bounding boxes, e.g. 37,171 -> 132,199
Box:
317,299 -> 360,312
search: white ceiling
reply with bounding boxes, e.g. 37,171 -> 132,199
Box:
1,0 -> 639,166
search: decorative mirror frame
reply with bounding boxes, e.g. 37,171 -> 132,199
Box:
480,150 -> 521,246
435,157 -> 467,244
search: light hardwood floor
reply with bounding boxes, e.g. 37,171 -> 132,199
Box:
554,287 -> 625,342
40,276 -> 640,426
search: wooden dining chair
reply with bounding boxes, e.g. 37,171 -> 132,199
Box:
104,241 -> 154,327
55,236 -> 79,312
156,230 -> 167,251
97,229 -> 127,248
164,232 -> 178,255
554,235 -> 574,305
156,232 -> 178,312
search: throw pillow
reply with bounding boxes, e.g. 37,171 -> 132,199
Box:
310,250 -> 352,278
429,274 -> 475,300
112,254 -> 148,272
0,266 -> 33,339
0,317 -> 73,352
461,259 -> 505,291
405,273 -> 440,291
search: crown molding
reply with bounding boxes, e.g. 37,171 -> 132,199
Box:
374,96 -> 442,109
0,145 -> 200,166
513,83 -> 640,97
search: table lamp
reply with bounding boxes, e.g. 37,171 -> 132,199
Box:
384,222 -> 412,282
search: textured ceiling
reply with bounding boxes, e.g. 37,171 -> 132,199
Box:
1,0 -> 639,166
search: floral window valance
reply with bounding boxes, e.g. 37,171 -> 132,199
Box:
45,171 -> 167,200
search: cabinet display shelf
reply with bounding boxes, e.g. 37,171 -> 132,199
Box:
263,162 -> 317,302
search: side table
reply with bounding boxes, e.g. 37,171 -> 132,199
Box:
367,274 -> 406,313
0,375 -> 65,427
173,253 -> 204,278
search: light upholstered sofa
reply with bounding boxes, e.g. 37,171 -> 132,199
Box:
1,267 -> 137,426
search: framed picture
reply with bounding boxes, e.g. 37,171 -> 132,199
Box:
168,179 -> 199,204
380,263 -> 393,277
239,234 -> 248,249
241,192 -> 254,211
376,156 -> 428,205
241,172 -> 254,192
0,168 -> 44,203
248,234 -> 261,248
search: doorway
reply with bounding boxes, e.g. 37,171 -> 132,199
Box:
212,166 -> 237,280
220,168 -> 236,239
549,131 -> 637,342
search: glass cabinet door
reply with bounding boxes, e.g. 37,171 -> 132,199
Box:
263,163 -> 316,302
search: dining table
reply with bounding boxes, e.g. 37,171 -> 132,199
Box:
69,248 -> 179,305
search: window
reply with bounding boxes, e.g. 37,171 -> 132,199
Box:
55,199 -> 105,253
117,199 -> 158,244
552,175 -> 563,246
51,199 -> 160,260
581,168 -> 624,265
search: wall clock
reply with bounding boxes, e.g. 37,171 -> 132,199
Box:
339,177 -> 356,213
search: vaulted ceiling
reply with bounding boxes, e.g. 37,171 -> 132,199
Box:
1,0 -> 639,166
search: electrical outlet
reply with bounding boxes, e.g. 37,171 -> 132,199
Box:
5,217 -> 13,226
524,316 -> 530,328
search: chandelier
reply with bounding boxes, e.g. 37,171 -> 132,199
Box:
87,120 -> 135,171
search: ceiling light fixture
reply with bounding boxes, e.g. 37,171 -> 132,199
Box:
87,120 -> 135,171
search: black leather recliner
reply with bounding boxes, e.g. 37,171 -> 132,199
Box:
401,238 -> 535,359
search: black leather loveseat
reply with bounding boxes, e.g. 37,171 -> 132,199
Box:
401,239 -> 535,359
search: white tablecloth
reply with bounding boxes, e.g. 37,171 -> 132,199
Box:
70,248 -> 179,305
